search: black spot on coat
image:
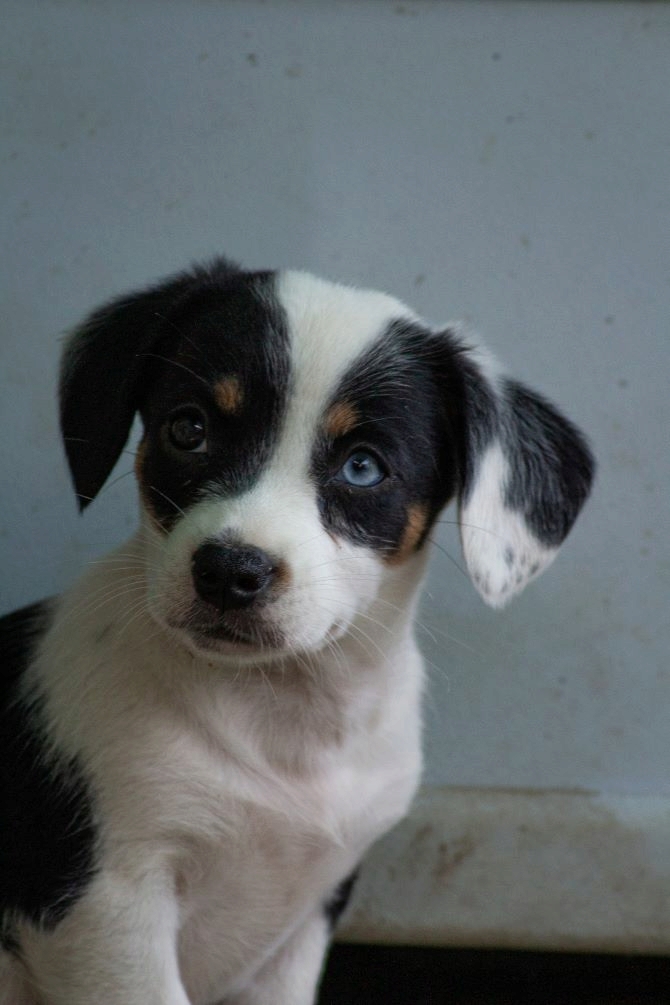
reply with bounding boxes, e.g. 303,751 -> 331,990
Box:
0,601 -> 97,949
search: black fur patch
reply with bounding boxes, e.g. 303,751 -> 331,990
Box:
502,380 -> 595,546
312,321 -> 594,560
454,354 -> 500,500
324,869 -> 359,930
0,601 -> 97,950
60,260 -> 291,521
135,271 -> 291,527
312,320 -> 465,559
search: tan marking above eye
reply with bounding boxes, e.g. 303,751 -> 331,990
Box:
325,400 -> 359,439
214,375 -> 244,414
385,502 -> 430,566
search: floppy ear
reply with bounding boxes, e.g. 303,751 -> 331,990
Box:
60,259 -> 241,510
60,279 -> 185,510
454,345 -> 595,608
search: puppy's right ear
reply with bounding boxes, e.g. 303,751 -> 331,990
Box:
60,280 -> 183,510
60,258 -> 242,510
62,264 -> 210,509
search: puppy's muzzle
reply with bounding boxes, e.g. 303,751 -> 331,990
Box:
191,542 -> 277,613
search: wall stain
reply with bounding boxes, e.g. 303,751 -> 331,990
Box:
434,835 -> 476,883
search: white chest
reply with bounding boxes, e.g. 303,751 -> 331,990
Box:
42,598 -> 424,1004
171,738 -> 419,1004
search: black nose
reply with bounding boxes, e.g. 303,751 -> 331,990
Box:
191,542 -> 276,613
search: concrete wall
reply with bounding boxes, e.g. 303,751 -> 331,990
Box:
2,0 -> 668,951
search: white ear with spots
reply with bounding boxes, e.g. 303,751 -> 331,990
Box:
455,354 -> 595,609
459,442 -> 558,608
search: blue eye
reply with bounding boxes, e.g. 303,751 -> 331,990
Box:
338,451 -> 386,488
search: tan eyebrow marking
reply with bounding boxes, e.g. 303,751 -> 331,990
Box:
214,375 -> 245,415
385,502 -> 430,566
325,400 -> 359,439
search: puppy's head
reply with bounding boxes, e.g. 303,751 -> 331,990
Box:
60,259 -> 594,660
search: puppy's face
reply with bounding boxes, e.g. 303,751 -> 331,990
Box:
60,259 -> 594,662
131,272 -> 459,659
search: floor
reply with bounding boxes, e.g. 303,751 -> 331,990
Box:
319,945 -> 670,1004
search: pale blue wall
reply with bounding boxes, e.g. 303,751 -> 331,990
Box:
2,0 -> 668,798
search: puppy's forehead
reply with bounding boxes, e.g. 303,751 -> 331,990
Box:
165,271 -> 287,381
276,270 -> 417,412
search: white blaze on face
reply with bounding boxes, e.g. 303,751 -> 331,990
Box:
275,271 -> 413,437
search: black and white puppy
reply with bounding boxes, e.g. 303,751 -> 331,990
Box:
0,259 -> 594,1005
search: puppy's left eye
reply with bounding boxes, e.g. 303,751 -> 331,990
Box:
167,408 -> 208,453
337,450 -> 386,488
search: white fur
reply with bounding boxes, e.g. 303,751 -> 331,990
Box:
7,535 -> 424,1005
460,442 -> 557,608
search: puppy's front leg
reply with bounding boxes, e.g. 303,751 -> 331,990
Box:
225,911 -> 332,1005
17,872 -> 190,1005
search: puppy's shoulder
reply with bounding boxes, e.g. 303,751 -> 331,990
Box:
0,598 -> 98,943
0,599 -> 54,702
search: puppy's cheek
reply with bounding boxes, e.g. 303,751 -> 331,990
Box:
270,543 -> 380,651
140,512 -> 200,625
274,601 -> 347,652
304,550 -> 383,646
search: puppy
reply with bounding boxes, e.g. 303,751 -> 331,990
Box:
0,259 -> 594,1004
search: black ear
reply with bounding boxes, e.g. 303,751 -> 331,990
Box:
59,258 -> 239,510
452,344 -> 595,607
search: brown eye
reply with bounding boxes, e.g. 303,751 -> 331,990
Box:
167,408 -> 207,453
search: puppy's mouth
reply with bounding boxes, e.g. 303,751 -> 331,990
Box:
200,621 -> 278,649
202,622 -> 251,642
167,608 -> 286,656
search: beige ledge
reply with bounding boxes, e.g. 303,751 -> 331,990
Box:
340,786 -> 670,955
